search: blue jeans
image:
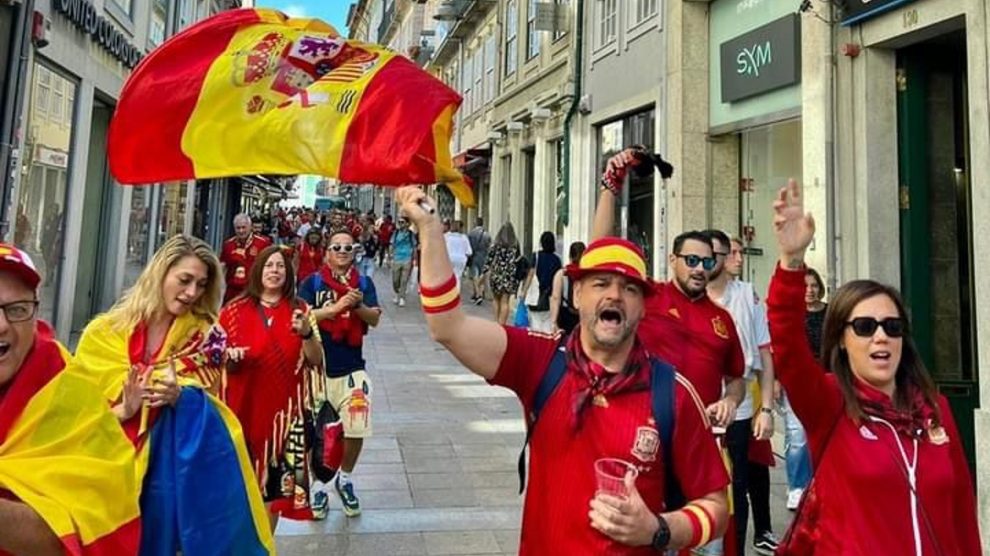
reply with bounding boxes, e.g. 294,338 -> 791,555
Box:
782,394 -> 812,490
357,257 -> 375,278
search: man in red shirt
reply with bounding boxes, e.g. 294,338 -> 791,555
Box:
397,186 -> 729,555
377,214 -> 395,267
220,213 -> 272,304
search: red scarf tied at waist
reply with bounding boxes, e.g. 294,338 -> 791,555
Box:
566,332 -> 650,431
855,379 -> 936,438
319,265 -> 367,347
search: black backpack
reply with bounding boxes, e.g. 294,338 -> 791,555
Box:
516,338 -> 685,510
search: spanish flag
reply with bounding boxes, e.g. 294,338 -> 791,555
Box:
0,322 -> 140,555
108,8 -> 474,206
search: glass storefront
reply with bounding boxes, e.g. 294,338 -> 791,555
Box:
124,188 -> 152,289
596,107 -> 656,270
16,61 -> 75,324
738,119 -> 802,297
156,181 -> 189,249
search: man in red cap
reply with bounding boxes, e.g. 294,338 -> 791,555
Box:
397,186 -> 729,555
0,244 -> 140,554
220,213 -> 272,304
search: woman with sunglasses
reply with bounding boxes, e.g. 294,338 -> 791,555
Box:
767,180 -> 982,555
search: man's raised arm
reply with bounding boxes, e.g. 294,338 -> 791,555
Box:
396,187 -> 507,380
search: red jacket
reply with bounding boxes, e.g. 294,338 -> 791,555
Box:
767,265 -> 982,556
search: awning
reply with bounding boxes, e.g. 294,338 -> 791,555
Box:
453,142 -> 491,175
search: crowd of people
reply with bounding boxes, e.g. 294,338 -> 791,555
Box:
0,148 -> 983,555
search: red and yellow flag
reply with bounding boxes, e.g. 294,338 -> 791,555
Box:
108,8 -> 473,206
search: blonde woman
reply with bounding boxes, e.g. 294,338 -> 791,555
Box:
74,235 -> 274,556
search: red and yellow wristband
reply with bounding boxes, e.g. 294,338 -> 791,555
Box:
681,503 -> 716,548
419,275 -> 460,314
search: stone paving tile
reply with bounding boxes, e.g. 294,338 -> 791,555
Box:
346,532 -> 427,556
411,487 -> 479,508
422,531 -> 502,555
353,472 -> 411,491
492,529 -> 522,554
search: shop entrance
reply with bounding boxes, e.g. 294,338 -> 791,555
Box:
896,28 -> 979,470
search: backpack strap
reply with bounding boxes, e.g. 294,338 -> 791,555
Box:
517,336 -> 568,494
650,357 -> 685,510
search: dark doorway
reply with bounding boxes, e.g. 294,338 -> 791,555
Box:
896,29 -> 979,470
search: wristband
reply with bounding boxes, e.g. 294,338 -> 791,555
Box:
682,503 -> 715,548
420,274 -> 460,314
300,328 -> 315,340
759,407 -> 774,415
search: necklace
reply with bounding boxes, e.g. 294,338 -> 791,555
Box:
259,296 -> 281,307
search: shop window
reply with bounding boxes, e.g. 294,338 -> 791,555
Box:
125,188 -> 151,289
156,182 -> 190,250
17,61 -> 75,325
505,0 -> 518,76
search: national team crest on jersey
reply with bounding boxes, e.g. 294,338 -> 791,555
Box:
711,316 -> 729,339
631,426 -> 660,463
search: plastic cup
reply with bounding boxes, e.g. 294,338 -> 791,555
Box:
594,458 -> 638,499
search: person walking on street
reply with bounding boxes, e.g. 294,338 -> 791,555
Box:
390,217 -> 417,307
219,245 -> 326,526
467,218 -> 492,304
705,229 -> 779,556
0,244 -> 141,555
75,235 -> 274,555
549,241 -> 586,335
521,231 -> 562,333
443,220 -> 472,288
298,230 -> 382,518
483,223 -> 522,325
356,228 -> 378,278
296,227 -> 324,285
397,186 -> 730,555
768,180 -> 982,555
377,214 -> 395,268
221,213 -> 273,304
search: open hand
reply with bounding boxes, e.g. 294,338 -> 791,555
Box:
773,179 -> 815,266
146,358 -> 181,408
588,471 -> 658,547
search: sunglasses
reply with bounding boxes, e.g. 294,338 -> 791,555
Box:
846,317 -> 906,338
329,244 -> 355,253
675,254 -> 716,271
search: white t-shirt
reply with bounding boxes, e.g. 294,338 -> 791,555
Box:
712,279 -> 770,421
444,232 -> 473,264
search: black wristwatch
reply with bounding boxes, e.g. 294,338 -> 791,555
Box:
300,328 -> 315,340
651,514 -> 671,551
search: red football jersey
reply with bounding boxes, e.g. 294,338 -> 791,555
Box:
491,326 -> 729,556
638,281 -> 745,407
220,234 -> 270,302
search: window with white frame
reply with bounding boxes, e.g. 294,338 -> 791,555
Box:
52,78 -> 64,124
595,0 -> 617,49
109,0 -> 133,17
630,0 -> 658,26
505,0 -> 518,76
473,47 -> 484,111
462,53 -> 474,114
484,34 -> 496,103
526,0 -> 540,60
554,0 -> 569,40
35,66 -> 51,117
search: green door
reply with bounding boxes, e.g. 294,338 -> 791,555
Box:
896,32 -> 979,472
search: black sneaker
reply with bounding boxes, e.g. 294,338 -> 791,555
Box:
753,531 -> 779,555
334,477 -> 361,517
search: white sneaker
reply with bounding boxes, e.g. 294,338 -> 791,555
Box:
787,488 -> 804,510
398,298 -> 406,307
392,296 -> 399,304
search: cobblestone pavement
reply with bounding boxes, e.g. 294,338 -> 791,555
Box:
275,267 -> 792,555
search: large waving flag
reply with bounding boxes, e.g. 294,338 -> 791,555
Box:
108,8 -> 474,206
0,322 -> 140,555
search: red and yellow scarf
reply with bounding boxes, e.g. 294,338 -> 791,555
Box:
319,265 -> 367,347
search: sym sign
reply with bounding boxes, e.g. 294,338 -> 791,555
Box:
720,13 -> 800,103
841,0 -> 920,26
54,0 -> 144,68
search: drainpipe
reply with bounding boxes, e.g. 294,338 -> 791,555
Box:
0,0 -> 35,240
559,0 -> 584,227
827,2 -> 840,292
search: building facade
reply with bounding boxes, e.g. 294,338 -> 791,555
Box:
4,0 -> 240,344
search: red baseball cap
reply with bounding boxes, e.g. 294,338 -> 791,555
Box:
0,244 -> 41,290
565,237 -> 654,295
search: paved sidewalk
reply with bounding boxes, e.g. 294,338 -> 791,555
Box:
275,267 -> 792,555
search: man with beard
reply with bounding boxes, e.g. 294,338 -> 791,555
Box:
220,213 -> 272,304
397,186 -> 729,555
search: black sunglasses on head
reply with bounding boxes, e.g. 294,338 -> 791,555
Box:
675,254 -> 716,271
846,317 -> 906,338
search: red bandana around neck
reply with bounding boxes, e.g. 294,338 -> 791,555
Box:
319,264 -> 366,347
565,332 -> 650,431
855,379 -> 935,438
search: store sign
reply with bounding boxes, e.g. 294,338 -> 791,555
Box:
35,145 -> 69,168
841,0 -> 920,26
720,13 -> 800,103
53,0 -> 144,68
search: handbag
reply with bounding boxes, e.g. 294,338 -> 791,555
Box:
513,298 -> 530,328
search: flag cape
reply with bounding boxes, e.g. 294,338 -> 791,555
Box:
0,322 -> 140,555
108,7 -> 474,206
74,313 -> 274,555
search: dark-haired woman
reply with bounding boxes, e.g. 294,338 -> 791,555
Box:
219,245 -> 326,527
768,180 -> 982,555
549,241 -> 586,335
521,231 -> 562,333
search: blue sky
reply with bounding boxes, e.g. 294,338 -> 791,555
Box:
262,1 -> 350,34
